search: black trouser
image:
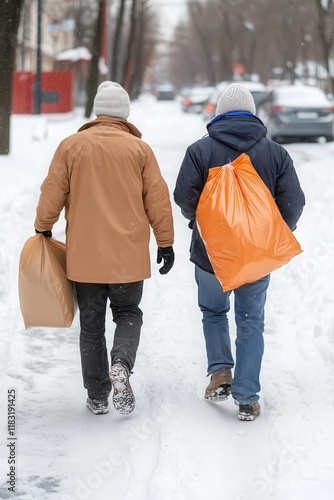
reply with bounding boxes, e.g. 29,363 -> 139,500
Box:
74,281 -> 144,400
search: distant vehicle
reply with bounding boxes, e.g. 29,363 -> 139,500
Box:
202,89 -> 221,122
240,81 -> 267,108
153,84 -> 175,100
257,85 -> 334,143
181,86 -> 215,113
202,81 -> 267,122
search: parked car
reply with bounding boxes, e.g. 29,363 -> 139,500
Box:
202,89 -> 221,122
241,81 -> 267,108
153,84 -> 175,100
257,85 -> 334,143
181,86 -> 215,113
202,81 -> 267,122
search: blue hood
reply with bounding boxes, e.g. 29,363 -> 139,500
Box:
207,112 -> 267,151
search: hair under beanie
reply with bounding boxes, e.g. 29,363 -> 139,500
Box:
93,81 -> 130,119
215,83 -> 256,116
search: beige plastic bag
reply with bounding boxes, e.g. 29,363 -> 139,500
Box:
18,234 -> 77,328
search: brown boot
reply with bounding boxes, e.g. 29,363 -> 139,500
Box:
238,402 -> 260,421
204,369 -> 232,401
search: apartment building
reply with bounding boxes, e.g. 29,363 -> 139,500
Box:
16,0 -> 76,72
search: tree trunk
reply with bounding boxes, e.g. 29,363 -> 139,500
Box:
122,0 -> 138,90
188,1 -> 216,85
84,0 -> 105,118
111,0 -> 126,82
314,0 -> 334,94
129,2 -> 145,99
0,0 -> 24,155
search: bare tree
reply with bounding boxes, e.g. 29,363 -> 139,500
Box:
188,1 -> 216,85
205,1 -> 239,83
111,0 -> 126,82
0,0 -> 24,155
169,24 -> 200,89
84,0 -> 105,118
71,0 -> 99,48
314,0 -> 334,93
133,2 -> 159,97
168,0 -> 334,90
122,0 -> 138,90
127,0 -> 146,98
122,0 -> 158,98
169,0 -> 266,86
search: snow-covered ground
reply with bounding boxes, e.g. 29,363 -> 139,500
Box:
0,95 -> 334,500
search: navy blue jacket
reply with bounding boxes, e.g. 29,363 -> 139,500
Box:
173,112 -> 306,274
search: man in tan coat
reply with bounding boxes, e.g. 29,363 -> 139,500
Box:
35,81 -> 175,416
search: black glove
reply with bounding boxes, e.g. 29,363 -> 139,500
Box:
157,246 -> 175,275
188,220 -> 195,229
35,229 -> 52,238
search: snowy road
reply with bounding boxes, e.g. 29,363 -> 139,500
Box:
0,95 -> 334,500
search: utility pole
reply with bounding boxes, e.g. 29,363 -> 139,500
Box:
34,0 -> 43,114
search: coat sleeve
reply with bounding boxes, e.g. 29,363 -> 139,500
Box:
34,141 -> 70,231
142,144 -> 174,248
173,145 -> 204,221
274,148 -> 305,231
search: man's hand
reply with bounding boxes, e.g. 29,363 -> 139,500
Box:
35,229 -> 52,237
157,246 -> 175,275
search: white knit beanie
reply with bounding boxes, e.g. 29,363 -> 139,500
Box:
93,81 -> 130,119
216,83 -> 256,116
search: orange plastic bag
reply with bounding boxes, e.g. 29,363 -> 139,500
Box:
18,234 -> 77,328
196,153 -> 302,291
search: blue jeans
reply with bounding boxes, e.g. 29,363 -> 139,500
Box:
195,266 -> 270,404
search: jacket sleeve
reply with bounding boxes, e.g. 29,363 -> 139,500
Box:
275,148 -> 305,231
173,145 -> 204,221
142,144 -> 174,248
34,141 -> 70,231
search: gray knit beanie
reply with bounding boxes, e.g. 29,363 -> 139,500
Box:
93,81 -> 130,119
216,83 -> 256,116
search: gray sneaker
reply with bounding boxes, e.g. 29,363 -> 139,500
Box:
204,369 -> 232,401
86,397 -> 109,415
110,362 -> 135,415
238,402 -> 260,421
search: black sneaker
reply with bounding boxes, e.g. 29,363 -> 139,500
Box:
110,362 -> 135,415
238,402 -> 260,421
86,397 -> 109,415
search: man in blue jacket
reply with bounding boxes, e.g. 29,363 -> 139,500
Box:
174,83 -> 305,421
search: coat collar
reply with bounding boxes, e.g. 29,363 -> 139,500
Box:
78,116 -> 142,138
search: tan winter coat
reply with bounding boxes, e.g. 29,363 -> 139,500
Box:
34,116 -> 174,283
